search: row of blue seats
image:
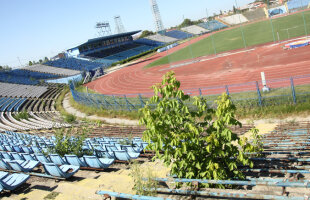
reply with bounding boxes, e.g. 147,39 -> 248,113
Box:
163,30 -> 194,40
134,38 -> 165,47
102,44 -> 155,62
287,0 -> 310,11
1,132 -> 147,154
0,74 -> 39,85
0,97 -> 26,112
45,58 -> 103,71
2,69 -> 59,80
0,139 -> 143,162
198,20 -> 228,31
0,151 -> 111,172
1,131 -> 148,163
0,69 -> 60,86
2,131 -> 148,152
0,157 -> 79,179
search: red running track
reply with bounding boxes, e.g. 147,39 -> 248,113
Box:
86,38 -> 310,96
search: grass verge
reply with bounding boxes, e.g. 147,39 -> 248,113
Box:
55,86 -> 70,116
68,93 -> 141,120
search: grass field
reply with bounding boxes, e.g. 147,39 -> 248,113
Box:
146,10 -> 310,68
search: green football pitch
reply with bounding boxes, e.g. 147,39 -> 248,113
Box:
146,10 -> 310,68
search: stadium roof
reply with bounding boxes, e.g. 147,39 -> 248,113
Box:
77,30 -> 141,48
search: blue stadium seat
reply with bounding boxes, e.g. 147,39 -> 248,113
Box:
134,38 -> 165,47
163,30 -> 194,40
0,69 -> 59,85
287,0 -> 310,11
198,20 -> 228,31
45,58 -> 103,71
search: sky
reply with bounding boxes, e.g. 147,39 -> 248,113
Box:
0,0 -> 254,68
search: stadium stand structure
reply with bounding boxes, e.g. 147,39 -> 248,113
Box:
220,14 -> 249,25
287,0 -> 310,12
145,34 -> 178,43
134,38 -> 165,47
162,30 -> 194,40
0,83 -> 48,98
0,86 -> 70,132
243,8 -> 267,22
181,25 -> 209,35
45,57 -> 103,72
23,64 -> 81,77
198,20 -> 228,31
66,31 -> 168,67
0,69 -> 60,85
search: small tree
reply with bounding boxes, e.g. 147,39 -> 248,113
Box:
140,71 -> 255,183
29,61 -> 33,66
233,6 -> 237,14
51,127 -> 91,157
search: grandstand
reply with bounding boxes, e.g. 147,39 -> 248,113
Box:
162,30 -> 194,40
45,57 -> 103,71
0,83 -> 48,98
0,69 -> 61,85
65,31 -> 164,66
198,20 -> 228,31
134,38 -> 165,47
220,14 -> 249,25
242,8 -> 267,22
181,25 -> 209,35
23,64 -> 81,76
287,0 -> 310,12
145,34 -> 178,43
0,84 -> 70,131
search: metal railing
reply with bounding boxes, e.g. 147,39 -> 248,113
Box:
70,74 -> 310,111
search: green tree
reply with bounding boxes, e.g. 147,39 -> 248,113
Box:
233,6 -> 237,14
139,30 -> 155,38
178,18 -> 193,28
140,71 -> 255,183
44,57 -> 49,62
29,61 -> 33,66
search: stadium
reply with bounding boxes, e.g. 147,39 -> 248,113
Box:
1,0 -> 310,199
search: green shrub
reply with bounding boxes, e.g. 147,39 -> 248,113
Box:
14,111 -> 30,121
130,161 -> 158,196
64,113 -> 76,123
50,127 -> 92,157
140,71 -> 257,186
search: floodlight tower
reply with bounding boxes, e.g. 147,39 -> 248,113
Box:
114,15 -> 126,34
95,21 -> 112,36
150,0 -> 164,32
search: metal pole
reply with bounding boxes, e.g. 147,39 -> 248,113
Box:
267,0 -> 276,43
256,81 -> 262,106
287,29 -> 290,39
139,94 -> 145,108
300,0 -> 308,38
290,77 -> 297,104
124,95 -> 131,111
183,15 -> 194,60
206,8 -> 217,55
225,85 -> 230,96
235,0 -> 247,48
199,88 -> 202,97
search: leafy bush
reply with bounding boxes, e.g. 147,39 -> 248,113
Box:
64,113 -> 76,123
140,71 -> 256,184
50,127 -> 91,157
14,111 -> 30,121
130,161 -> 158,196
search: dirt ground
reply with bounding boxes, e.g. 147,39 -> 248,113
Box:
0,121 -> 279,200
0,160 -> 171,200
